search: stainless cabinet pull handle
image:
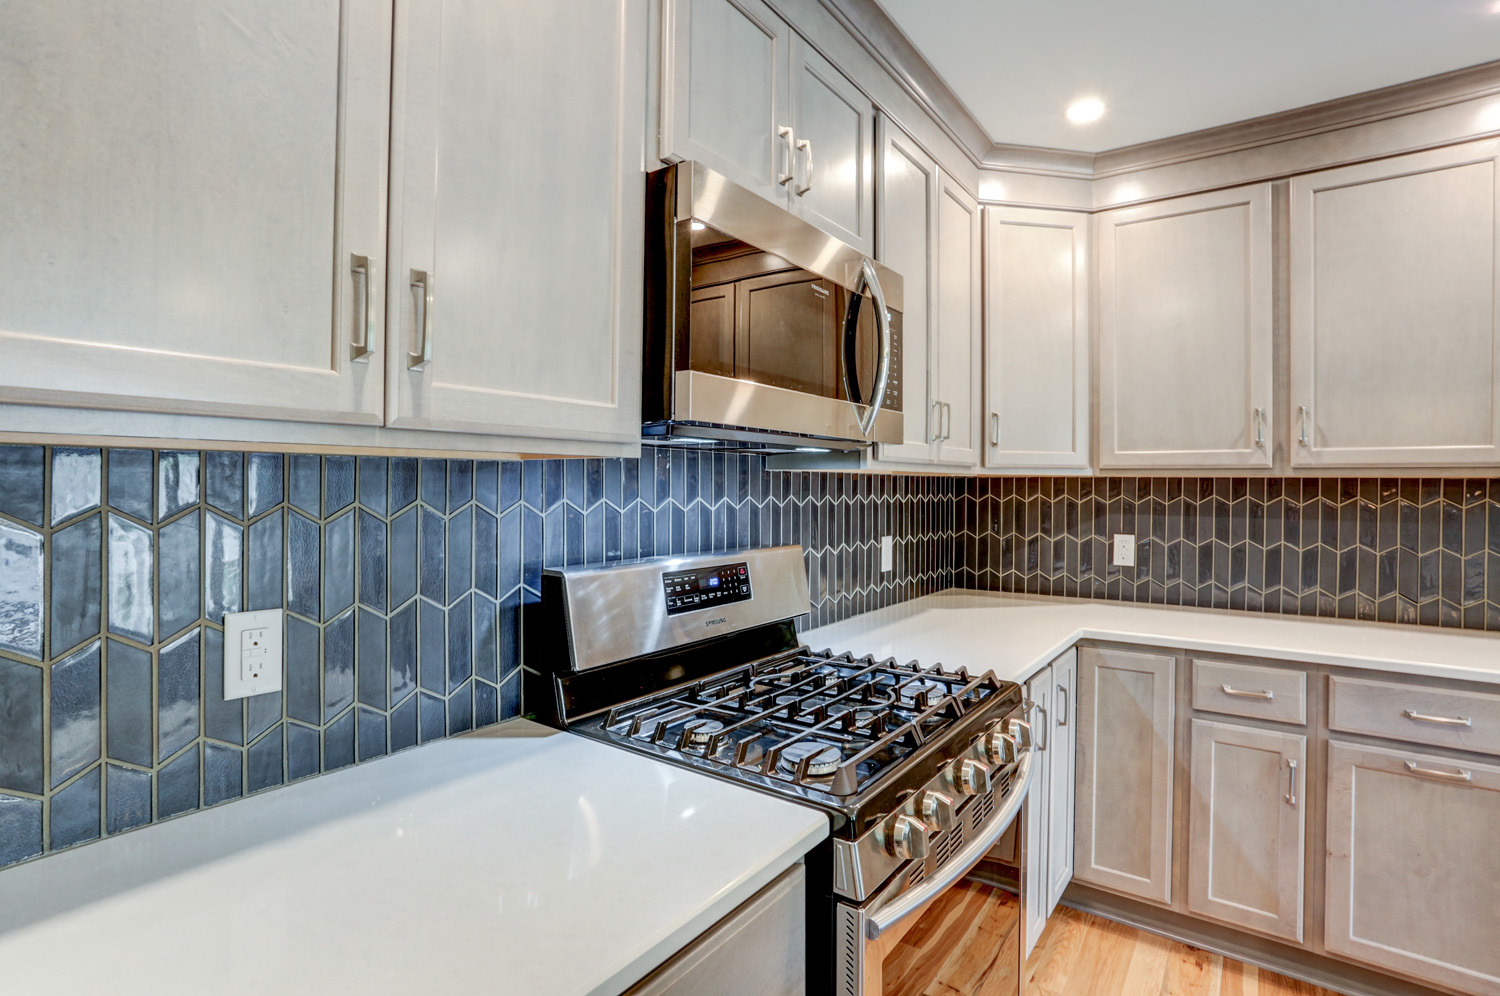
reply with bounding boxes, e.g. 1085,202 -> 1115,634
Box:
1057,686 -> 1068,727
1253,407 -> 1264,448
777,126 -> 795,186
408,269 -> 434,371
1298,405 -> 1311,447
795,138 -> 813,196
1404,709 -> 1472,728
1405,760 -> 1473,783
1285,758 -> 1298,806
929,400 -> 942,443
1221,685 -> 1274,700
941,402 -> 952,442
349,254 -> 374,363
990,412 -> 1000,447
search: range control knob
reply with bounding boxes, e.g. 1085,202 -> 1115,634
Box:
983,727 -> 1018,766
1006,718 -> 1033,753
887,814 -> 931,861
951,758 -> 992,797
918,790 -> 957,832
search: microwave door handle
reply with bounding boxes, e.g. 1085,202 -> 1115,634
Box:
854,258 -> 893,437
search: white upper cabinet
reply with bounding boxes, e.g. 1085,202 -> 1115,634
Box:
983,207 -> 1090,471
933,174 -> 983,467
1289,140 -> 1500,468
1098,184 -> 1274,470
386,0 -> 645,443
0,0 -> 391,425
662,0 -> 874,253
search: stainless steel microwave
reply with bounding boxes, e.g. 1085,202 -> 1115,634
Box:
643,161 -> 903,452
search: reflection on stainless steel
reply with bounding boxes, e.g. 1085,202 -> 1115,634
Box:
673,371 -> 902,447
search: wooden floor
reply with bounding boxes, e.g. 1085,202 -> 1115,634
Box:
884,881 -> 1347,996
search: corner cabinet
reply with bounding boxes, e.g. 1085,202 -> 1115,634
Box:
1289,140 -> 1500,468
983,206 -> 1090,471
1097,184 -> 1274,470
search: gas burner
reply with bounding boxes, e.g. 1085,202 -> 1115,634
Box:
828,703 -> 880,727
682,718 -> 724,745
779,741 -> 843,777
900,678 -> 949,702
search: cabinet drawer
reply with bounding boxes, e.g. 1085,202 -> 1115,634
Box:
1328,676 -> 1500,757
1191,659 -> 1307,725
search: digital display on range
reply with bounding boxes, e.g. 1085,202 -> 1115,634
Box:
663,562 -> 751,615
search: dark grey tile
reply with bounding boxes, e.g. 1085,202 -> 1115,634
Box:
205,451 -> 243,519
448,460 -> 473,511
51,513 -> 102,655
322,511 -> 355,621
247,453 -> 283,519
50,641 -> 101,787
357,707 -> 387,762
287,723 -> 320,781
419,599 -> 445,694
157,628 -> 200,762
286,615 -> 321,725
390,458 -> 419,513
420,507 -> 445,602
357,608 -> 387,710
390,695 -> 418,752
286,511 -> 320,619
325,455 -> 355,514
246,511 -> 284,612
107,450 -> 154,522
419,692 -> 445,743
500,461 -> 522,511
107,514 -> 154,643
475,681 -> 499,728
324,608 -> 355,721
0,520 -> 44,659
157,451 -> 200,521
0,792 -> 43,866
447,507 -> 473,603
105,640 -> 153,767
105,764 -> 152,835
473,594 -> 498,684
0,658 -> 43,795
0,445 -> 45,525
157,745 -> 200,819
448,592 -> 472,693
389,507 -> 418,609
156,511 -> 200,640
288,454 -> 321,516
204,512 -> 243,624
389,601 -> 417,704
476,461 -> 500,513
475,508 -> 498,599
204,742 -> 242,807
447,681 -> 473,735
357,457 -> 388,515
51,447 -> 101,525
202,629 -> 243,746
247,729 -> 284,794
323,710 -> 355,770
50,767 -> 101,850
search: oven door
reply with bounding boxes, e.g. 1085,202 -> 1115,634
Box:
833,750 -> 1035,996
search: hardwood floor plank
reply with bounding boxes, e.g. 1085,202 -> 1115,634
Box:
1165,942 -> 1224,996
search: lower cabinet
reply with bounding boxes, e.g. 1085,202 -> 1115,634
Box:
1186,719 -> 1306,943
1324,741 -> 1500,996
1021,649 -> 1078,958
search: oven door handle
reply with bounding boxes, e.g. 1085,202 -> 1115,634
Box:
865,750 -> 1035,941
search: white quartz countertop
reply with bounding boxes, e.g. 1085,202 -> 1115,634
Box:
801,589 -> 1500,687
0,721 -> 827,996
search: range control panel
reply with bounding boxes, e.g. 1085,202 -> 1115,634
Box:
663,561 -> 751,615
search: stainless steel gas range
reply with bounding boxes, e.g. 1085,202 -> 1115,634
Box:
530,546 -> 1035,996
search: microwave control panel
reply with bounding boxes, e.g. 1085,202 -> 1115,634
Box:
663,562 -> 751,614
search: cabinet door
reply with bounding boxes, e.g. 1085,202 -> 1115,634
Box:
0,0 -> 389,424
787,37 -> 874,255
1097,185 -> 1273,469
1326,741 -> 1500,995
661,0 -> 789,205
1187,720 -> 1305,943
1289,140 -> 1500,468
388,0 -> 645,443
1046,649 -> 1077,916
873,118 -> 939,465
983,207 -> 1090,470
1075,647 -> 1175,905
1022,665 -> 1053,959
933,174 -> 983,467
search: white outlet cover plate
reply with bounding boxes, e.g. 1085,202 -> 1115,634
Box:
223,608 -> 284,700
1113,534 -> 1137,567
880,535 -> 894,573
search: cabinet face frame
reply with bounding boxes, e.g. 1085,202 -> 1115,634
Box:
1046,649 -> 1077,917
1096,184 -> 1274,470
1288,139 -> 1500,469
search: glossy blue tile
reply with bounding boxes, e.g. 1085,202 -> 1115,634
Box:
473,594 -> 498,684
544,459 -> 564,510
246,510 -> 284,612
448,592 -> 472,693
420,507 -> 445,602
323,710 -> 355,771
106,514 -> 153,643
105,640 -> 152,767
105,764 -> 151,835
498,588 -> 520,681
357,707 -> 387,762
286,511 -> 320,618
604,504 -> 622,562
326,455 -> 355,514
418,692 -> 445,744
447,681 -> 473,735
448,460 -> 473,511
389,600 -> 417,704
475,508 -> 498,599
284,613 -> 321,725
356,608 -> 387,710
157,628 -> 200,762
522,507 -> 543,591
357,512 -> 386,614
499,671 -> 521,721
622,502 -> 640,560
389,457 -> 418,513
288,454 -> 321,516
475,681 -> 499,728
107,450 -> 154,522
246,453 -> 283,519
0,445 -> 45,525
604,459 -> 623,509
156,511 -> 200,640
475,461 -> 499,513
247,685 -> 281,743
586,504 -> 603,563
499,461 -> 521,511
421,459 -> 446,509
0,658 -> 43,795
586,459 -> 604,510
447,507 -> 473,603
521,459 -> 544,510
565,459 -> 586,509
356,456 -> 387,515
205,451 -> 243,519
322,511 -> 355,621
157,744 -> 200,819
639,502 -> 656,557
157,451 -> 199,521
622,458 -> 640,507
202,628 -> 244,747
287,723 -> 320,781
498,508 -> 521,596
50,641 -> 101,787
390,695 -> 418,753
0,792 -> 43,866
247,728 -> 284,794
324,608 -> 355,721
51,513 -> 102,654
0,520 -> 44,659
389,507 -> 418,609
204,742 -> 242,807
418,599 -> 445,695
51,447 -> 101,525
204,512 -> 243,624
564,505 -> 584,566
50,767 -> 101,850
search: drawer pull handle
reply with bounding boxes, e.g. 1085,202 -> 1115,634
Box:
1403,709 -> 1472,728
1404,760 -> 1473,783
1285,757 -> 1298,806
1221,685 -> 1274,700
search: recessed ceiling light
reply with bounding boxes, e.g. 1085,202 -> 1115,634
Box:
1066,98 -> 1106,125
1491,0 -> 1500,13
690,220 -> 706,231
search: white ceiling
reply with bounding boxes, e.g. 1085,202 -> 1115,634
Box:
873,0 -> 1500,153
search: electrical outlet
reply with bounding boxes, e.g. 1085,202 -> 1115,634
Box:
223,608 -> 284,700
1112,534 -> 1136,568
880,535 -> 894,573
